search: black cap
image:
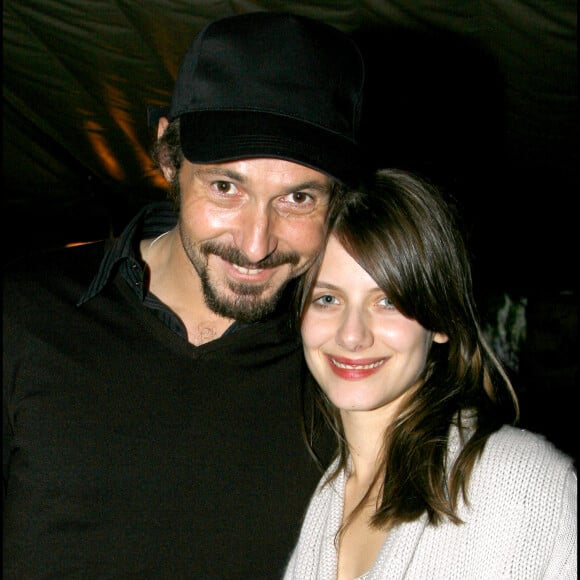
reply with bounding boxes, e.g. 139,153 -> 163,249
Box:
167,12 -> 365,184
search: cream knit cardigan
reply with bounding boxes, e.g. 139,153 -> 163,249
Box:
284,425 -> 577,579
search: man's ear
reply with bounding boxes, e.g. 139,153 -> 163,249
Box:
157,116 -> 169,139
156,116 -> 175,183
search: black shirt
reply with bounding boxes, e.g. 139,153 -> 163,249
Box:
79,201 -> 244,338
3,202 -> 326,579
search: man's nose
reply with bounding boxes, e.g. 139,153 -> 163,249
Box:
234,205 -> 279,263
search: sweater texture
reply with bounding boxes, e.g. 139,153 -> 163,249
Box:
284,425 -> 577,579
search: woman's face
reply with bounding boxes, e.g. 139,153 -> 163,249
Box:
301,235 -> 447,416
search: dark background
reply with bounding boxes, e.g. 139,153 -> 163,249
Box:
3,1 -> 578,461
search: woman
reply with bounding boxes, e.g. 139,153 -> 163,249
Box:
285,169 -> 576,579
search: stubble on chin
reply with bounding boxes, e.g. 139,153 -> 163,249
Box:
179,228 -> 301,322
179,218 -> 318,321
200,273 -> 288,323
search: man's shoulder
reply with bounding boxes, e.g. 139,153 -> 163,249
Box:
3,240 -> 107,295
5,240 -> 105,272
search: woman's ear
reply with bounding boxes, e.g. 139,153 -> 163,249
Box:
433,332 -> 449,344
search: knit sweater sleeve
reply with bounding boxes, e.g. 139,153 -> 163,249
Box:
539,453 -> 577,579
480,427 -> 577,579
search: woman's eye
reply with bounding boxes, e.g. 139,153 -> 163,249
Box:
379,296 -> 396,310
313,294 -> 338,307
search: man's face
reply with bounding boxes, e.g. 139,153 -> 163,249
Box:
177,158 -> 334,323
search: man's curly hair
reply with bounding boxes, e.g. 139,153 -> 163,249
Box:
151,118 -> 184,207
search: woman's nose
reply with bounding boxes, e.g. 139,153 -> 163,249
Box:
335,307 -> 374,351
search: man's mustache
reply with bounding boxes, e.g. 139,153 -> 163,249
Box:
199,241 -> 300,269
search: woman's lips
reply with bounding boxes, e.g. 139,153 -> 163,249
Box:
326,354 -> 387,380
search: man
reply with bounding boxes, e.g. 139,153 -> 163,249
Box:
3,12 -> 365,578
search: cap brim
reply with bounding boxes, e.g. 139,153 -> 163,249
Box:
179,111 -> 361,185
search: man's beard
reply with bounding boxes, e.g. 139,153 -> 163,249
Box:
200,271 -> 286,323
181,231 -> 301,323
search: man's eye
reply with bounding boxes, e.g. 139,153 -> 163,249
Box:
290,191 -> 312,204
283,191 -> 315,206
277,191 -> 318,215
213,181 -> 234,193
